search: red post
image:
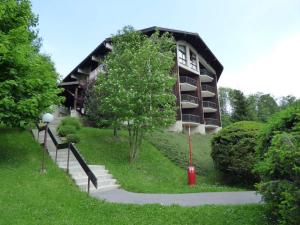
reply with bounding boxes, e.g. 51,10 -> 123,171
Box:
187,125 -> 196,186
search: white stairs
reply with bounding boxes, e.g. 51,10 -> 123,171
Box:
34,107 -> 119,193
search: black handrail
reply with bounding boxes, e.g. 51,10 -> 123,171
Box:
68,143 -> 98,192
47,126 -> 97,193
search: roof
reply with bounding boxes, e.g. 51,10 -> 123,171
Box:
63,26 -> 223,82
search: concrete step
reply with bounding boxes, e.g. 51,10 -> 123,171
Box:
76,178 -> 117,187
73,174 -> 113,183
80,184 -> 120,193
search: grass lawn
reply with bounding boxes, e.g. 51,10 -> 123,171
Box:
77,127 -> 244,193
0,128 -> 267,225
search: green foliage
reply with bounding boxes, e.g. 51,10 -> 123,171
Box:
211,121 -> 264,184
256,103 -> 300,157
90,26 -> 176,162
0,0 -> 62,127
57,125 -> 77,137
230,90 -> 255,122
60,117 -> 81,129
254,104 -> 300,225
66,133 -> 80,143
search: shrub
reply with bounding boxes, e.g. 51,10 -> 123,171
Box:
60,117 -> 81,130
66,133 -> 80,143
57,125 -> 77,137
254,103 -> 300,225
211,121 -> 264,184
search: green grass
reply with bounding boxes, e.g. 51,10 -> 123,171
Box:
77,127 -> 243,193
0,128 -> 267,225
146,131 -> 217,182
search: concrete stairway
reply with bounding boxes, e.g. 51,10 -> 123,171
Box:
33,107 -> 119,193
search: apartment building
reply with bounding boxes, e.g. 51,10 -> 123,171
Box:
59,27 -> 223,134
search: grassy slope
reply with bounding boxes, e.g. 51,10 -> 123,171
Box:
146,131 -> 217,182
77,128 -> 242,193
0,128 -> 267,225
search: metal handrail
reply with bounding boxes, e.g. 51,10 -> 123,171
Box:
180,76 -> 197,86
205,118 -> 219,126
42,126 -> 97,193
202,85 -> 215,93
181,94 -> 199,104
182,114 -> 200,123
68,143 -> 98,193
203,101 -> 217,109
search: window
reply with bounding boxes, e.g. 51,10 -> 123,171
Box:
190,50 -> 197,70
178,45 -> 187,65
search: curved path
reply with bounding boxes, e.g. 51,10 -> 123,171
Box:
91,189 -> 262,206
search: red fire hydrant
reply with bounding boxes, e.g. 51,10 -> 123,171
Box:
187,125 -> 196,186
188,166 -> 196,186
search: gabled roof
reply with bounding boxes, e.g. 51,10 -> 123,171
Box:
63,26 -> 223,82
141,26 -> 223,80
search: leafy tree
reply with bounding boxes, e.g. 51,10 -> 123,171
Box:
256,94 -> 279,122
218,87 -> 233,127
278,95 -> 298,109
230,89 -> 253,122
254,104 -> 300,225
0,0 -> 62,127
91,26 -> 176,162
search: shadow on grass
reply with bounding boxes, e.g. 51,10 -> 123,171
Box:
0,128 -> 36,167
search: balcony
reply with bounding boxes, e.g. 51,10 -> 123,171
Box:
179,76 -> 197,91
182,114 -> 200,125
203,101 -> 217,113
205,118 -> 219,128
201,85 -> 215,97
200,69 -> 214,83
181,94 -> 199,108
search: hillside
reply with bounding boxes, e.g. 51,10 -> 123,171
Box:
77,128 -> 243,193
0,128 -> 267,225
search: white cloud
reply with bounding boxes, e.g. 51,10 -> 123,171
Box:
219,33 -> 300,98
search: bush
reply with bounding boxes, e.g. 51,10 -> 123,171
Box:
60,117 -> 81,130
57,125 -> 77,137
254,104 -> 300,225
211,121 -> 264,184
66,133 -> 80,143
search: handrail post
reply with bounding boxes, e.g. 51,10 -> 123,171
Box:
55,146 -> 58,163
67,143 -> 70,173
88,177 -> 90,194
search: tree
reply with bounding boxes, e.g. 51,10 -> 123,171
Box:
0,0 -> 62,127
278,95 -> 298,109
256,94 -> 279,122
230,89 -> 253,122
92,26 -> 176,162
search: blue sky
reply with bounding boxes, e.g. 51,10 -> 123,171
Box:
31,0 -> 300,97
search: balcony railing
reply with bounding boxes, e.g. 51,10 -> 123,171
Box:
181,94 -> 198,104
182,114 -> 200,123
180,76 -> 197,86
203,101 -> 217,109
205,118 -> 219,126
200,69 -> 214,78
202,85 -> 215,93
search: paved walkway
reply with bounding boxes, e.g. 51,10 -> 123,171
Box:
91,189 -> 262,206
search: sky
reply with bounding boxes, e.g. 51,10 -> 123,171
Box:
31,0 -> 300,98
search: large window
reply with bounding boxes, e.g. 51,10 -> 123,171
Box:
178,45 -> 187,65
190,50 -> 197,70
